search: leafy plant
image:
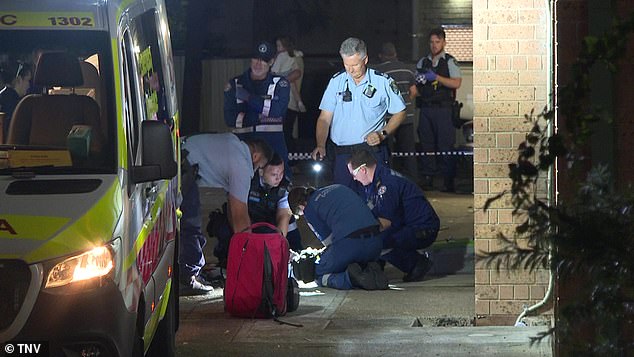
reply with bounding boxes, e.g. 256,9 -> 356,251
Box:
483,11 -> 634,354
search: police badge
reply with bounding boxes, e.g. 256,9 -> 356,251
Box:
389,80 -> 400,95
378,185 -> 387,196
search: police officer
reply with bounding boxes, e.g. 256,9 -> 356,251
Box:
247,153 -> 302,252
180,133 -> 272,295
311,37 -> 406,188
288,184 -> 388,290
224,41 -> 292,177
415,27 -> 462,192
210,153 -> 303,267
348,149 -> 439,282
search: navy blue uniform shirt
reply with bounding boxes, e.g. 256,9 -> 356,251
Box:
304,184 -> 378,244
355,165 -> 439,232
224,69 -> 290,129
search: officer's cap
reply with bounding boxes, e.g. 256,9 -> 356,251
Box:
253,41 -> 276,62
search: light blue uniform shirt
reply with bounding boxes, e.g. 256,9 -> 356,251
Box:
182,133 -> 254,203
319,68 -> 406,146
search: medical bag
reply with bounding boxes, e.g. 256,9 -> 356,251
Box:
224,222 -> 291,319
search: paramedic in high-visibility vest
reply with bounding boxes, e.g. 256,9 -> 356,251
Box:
288,184 -> 389,290
223,41 -> 292,177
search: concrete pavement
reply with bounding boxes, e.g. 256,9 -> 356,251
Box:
175,181 -> 552,356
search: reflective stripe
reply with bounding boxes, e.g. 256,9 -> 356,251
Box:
262,77 -> 280,117
254,124 -> 283,132
235,79 -> 244,104
232,126 -> 253,134
235,112 -> 245,128
288,221 -> 297,231
321,274 -> 331,287
322,234 -> 333,247
380,248 -> 393,256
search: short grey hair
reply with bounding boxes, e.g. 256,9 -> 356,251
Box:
339,37 -> 367,59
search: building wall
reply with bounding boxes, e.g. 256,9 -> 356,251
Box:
472,0 -> 551,325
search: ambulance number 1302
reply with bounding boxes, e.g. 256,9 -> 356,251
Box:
47,16 -> 93,27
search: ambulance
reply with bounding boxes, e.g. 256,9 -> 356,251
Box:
0,0 -> 180,356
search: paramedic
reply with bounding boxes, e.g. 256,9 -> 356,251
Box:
180,133 -> 273,295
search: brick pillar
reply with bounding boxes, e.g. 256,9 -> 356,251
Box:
472,0 -> 552,325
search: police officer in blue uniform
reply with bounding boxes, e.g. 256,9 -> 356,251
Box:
208,153 -> 302,268
348,149 -> 439,282
247,153 -> 302,251
311,37 -> 406,188
415,28 -> 462,192
288,184 -> 388,290
224,41 -> 292,177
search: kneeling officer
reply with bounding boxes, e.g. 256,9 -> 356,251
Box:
348,149 -> 439,282
289,184 -> 388,290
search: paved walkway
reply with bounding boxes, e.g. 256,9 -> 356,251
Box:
175,184 -> 552,356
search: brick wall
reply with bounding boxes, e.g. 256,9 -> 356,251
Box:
472,0 -> 551,325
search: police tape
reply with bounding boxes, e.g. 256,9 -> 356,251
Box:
288,151 -> 473,160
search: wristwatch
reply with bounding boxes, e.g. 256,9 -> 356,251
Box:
381,130 -> 389,139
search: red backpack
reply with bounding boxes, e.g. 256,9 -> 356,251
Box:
224,222 -> 291,319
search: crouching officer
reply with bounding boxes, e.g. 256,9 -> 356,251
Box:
247,153 -> 302,251
348,149 -> 440,282
224,40 -> 292,177
288,184 -> 388,290
209,153 -> 302,267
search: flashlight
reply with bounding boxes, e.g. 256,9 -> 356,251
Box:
312,162 -> 322,172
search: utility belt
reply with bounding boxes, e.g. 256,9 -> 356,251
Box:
334,142 -> 382,155
420,100 -> 453,108
348,225 -> 380,239
232,123 -> 284,134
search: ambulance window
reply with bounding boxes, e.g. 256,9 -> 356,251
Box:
129,10 -> 169,126
121,31 -> 142,168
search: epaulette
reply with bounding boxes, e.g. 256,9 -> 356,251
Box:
331,69 -> 346,78
373,69 -> 390,79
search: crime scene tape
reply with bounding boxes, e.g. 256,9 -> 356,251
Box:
288,151 -> 473,160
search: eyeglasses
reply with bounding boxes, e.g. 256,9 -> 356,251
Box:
352,163 -> 366,176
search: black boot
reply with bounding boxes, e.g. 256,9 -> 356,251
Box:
403,253 -> 434,282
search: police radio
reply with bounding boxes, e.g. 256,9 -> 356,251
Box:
342,82 -> 352,102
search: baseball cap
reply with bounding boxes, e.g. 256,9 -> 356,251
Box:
253,41 -> 276,62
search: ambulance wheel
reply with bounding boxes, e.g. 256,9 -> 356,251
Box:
147,279 -> 177,356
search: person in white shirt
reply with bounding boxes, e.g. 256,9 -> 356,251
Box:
272,36 -> 306,156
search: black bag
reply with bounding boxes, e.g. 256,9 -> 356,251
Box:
286,277 -> 300,313
451,101 -> 465,129
292,255 -> 317,283
207,203 -> 232,267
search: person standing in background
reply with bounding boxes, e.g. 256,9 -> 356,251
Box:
272,36 -> 306,157
373,42 -> 418,182
224,41 -> 292,177
415,28 -> 462,192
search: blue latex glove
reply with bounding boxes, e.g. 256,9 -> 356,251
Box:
235,86 -> 251,101
424,70 -> 437,81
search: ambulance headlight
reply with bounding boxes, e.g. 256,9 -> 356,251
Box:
45,245 -> 114,288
